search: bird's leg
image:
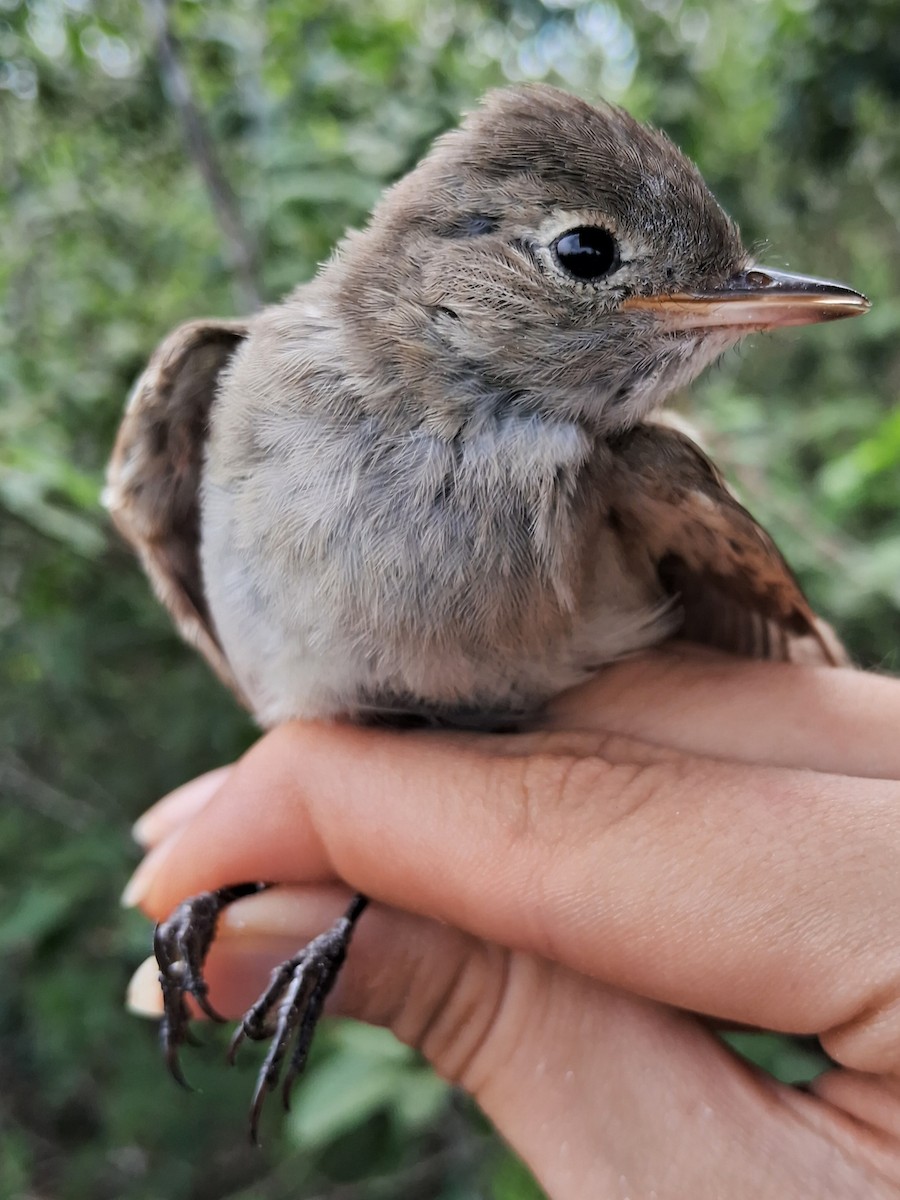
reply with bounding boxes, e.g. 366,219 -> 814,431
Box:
155,881 -> 270,1087
154,885 -> 369,1139
228,892 -> 369,1144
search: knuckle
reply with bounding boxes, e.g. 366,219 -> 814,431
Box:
497,748 -> 677,853
490,751 -> 701,967
821,980 -> 900,1077
409,937 -> 514,1093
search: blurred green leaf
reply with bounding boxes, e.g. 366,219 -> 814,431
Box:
288,1044 -> 413,1148
0,883 -> 72,951
491,1152 -> 549,1199
722,1032 -> 831,1086
288,1024 -> 451,1148
820,407 -> 900,507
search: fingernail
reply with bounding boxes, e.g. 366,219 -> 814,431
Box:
126,955 -> 164,1018
217,887 -> 353,939
120,829 -> 181,908
132,766 -> 232,849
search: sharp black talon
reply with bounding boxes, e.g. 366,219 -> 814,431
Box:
153,881 -> 271,1086
226,1025 -> 246,1066
161,1010 -> 193,1090
248,1073 -> 270,1146
194,992 -> 226,1023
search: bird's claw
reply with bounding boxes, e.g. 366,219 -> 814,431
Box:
152,887 -> 367,1141
230,895 -> 369,1144
154,882 -> 269,1087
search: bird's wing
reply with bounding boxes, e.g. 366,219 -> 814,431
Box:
105,318 -> 252,703
605,420 -> 849,666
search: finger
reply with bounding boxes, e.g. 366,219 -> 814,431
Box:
127,886 -> 899,1197
132,766 -> 233,848
128,656 -> 900,859
546,651 -> 900,779
127,653 -> 899,858
120,727 -> 685,906
124,721 -> 900,1074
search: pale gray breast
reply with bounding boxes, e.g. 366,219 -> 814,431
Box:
200,341 -> 669,728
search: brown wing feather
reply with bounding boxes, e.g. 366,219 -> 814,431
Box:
607,422 -> 849,667
104,318 -> 251,702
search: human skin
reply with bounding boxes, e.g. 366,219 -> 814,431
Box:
125,649 -> 900,1198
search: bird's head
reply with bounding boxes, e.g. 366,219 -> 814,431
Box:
327,84 -> 869,435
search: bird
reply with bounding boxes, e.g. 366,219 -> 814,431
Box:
105,83 -> 869,1139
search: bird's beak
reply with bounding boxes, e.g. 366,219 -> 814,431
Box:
621,267 -> 870,330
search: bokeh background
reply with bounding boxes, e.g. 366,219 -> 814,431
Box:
2,0 -> 899,1196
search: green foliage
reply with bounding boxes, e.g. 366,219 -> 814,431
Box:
1,0 -> 897,1196
720,1032 -> 829,1086
286,1024 -> 450,1150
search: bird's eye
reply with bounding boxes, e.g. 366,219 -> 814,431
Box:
552,227 -> 620,281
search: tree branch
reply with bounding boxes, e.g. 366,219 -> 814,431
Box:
144,0 -> 263,312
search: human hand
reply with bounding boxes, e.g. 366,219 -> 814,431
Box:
125,650 -> 900,1198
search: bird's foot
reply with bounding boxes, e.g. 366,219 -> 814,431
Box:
154,882 -> 269,1087
228,893 -> 369,1143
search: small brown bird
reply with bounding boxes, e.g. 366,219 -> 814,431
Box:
106,84 -> 869,1137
